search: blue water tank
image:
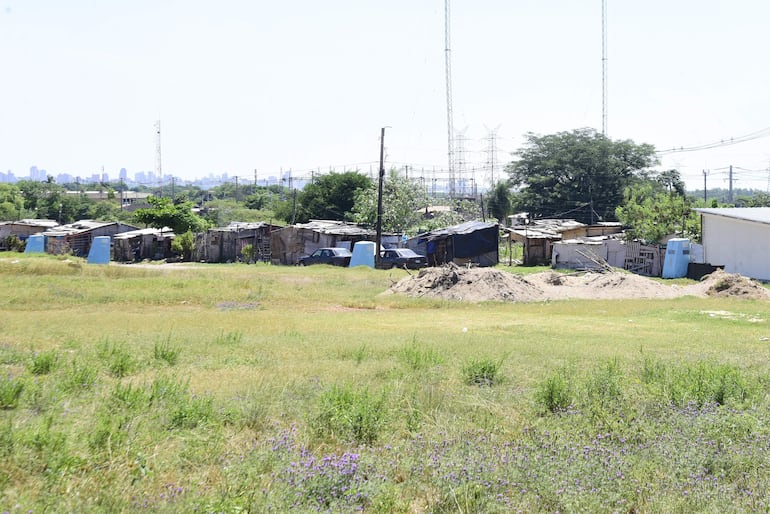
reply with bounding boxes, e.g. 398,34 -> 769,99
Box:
662,238 -> 690,279
24,234 -> 45,253
87,236 -> 111,265
349,241 -> 375,268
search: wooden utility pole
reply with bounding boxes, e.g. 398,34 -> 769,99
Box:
375,127 -> 387,266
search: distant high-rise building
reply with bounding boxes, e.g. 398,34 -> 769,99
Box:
119,168 -> 128,182
101,173 -> 109,183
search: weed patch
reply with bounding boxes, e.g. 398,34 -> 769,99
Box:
314,383 -> 387,445
461,356 -> 505,386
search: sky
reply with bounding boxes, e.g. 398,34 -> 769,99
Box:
2,0 -> 770,192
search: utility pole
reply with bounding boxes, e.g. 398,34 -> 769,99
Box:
234,176 -> 239,203
254,169 -> 258,189
375,127 -> 387,266
703,170 -> 708,203
728,165 -> 734,204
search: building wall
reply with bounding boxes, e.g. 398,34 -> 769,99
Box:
702,214 -> 770,281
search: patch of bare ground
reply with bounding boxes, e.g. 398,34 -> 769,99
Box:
386,264 -> 770,303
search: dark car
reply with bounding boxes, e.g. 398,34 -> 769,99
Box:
298,247 -> 352,267
377,248 -> 428,270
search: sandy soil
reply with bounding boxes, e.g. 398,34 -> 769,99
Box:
385,264 -> 770,303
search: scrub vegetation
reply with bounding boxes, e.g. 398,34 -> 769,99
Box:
2,253 -> 770,512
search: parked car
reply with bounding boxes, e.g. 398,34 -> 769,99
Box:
298,247 -> 352,267
377,248 -> 428,269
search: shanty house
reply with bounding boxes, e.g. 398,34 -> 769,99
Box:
505,219 -> 622,265
192,222 -> 281,263
0,219 -> 59,249
695,207 -> 770,281
414,221 -> 499,267
41,220 -> 138,256
271,220 -> 396,265
113,227 -> 175,262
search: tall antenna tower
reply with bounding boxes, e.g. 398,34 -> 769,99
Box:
455,128 -> 467,195
155,120 -> 163,196
444,0 -> 456,198
601,0 -> 608,135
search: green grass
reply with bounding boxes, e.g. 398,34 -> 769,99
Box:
3,253 -> 770,511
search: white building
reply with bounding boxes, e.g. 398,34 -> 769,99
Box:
695,208 -> 770,281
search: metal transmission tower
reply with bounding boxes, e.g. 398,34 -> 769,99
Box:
601,0 -> 608,135
444,0 -> 456,198
484,125 -> 501,188
155,120 -> 163,197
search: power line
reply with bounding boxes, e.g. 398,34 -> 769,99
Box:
657,126 -> 770,155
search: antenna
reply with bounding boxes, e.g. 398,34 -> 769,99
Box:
155,120 -> 162,197
601,0 -> 608,135
444,0 -> 456,198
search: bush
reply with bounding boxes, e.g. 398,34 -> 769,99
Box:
536,367 -> 574,413
171,230 -> 194,261
29,350 -> 58,375
461,356 -> 504,386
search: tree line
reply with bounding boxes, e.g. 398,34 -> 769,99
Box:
4,127 -> 770,246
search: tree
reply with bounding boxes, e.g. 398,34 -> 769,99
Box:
486,181 -> 513,223
506,128 -> 657,224
351,170 -> 428,233
171,230 -> 195,261
615,180 -> 700,243
133,196 -> 209,234
293,171 -> 371,223
0,184 -> 23,221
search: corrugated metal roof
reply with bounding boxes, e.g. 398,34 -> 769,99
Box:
421,221 -> 498,238
695,207 -> 770,225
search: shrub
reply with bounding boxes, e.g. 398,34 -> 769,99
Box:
669,360 -> 755,407
314,384 -> 387,445
461,356 -> 504,386
585,358 -> 625,407
0,375 -> 24,409
29,350 -> 58,375
536,367 -> 574,413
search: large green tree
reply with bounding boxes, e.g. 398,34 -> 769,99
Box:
133,196 -> 209,234
351,170 -> 427,233
506,128 -> 658,224
616,174 -> 701,243
295,171 -> 372,223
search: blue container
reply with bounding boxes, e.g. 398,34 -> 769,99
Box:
349,241 -> 375,268
662,238 -> 690,279
87,236 -> 111,264
24,234 -> 45,253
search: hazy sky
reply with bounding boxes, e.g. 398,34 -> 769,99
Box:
2,1 -> 770,191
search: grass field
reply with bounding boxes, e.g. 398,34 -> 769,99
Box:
2,253 -> 770,512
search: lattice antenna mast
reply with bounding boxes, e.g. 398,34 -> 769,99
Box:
155,120 -> 163,197
444,0 -> 456,198
601,0 -> 608,136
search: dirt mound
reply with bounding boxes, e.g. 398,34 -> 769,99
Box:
386,264 -> 546,302
387,265 -> 770,303
699,270 -> 770,300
